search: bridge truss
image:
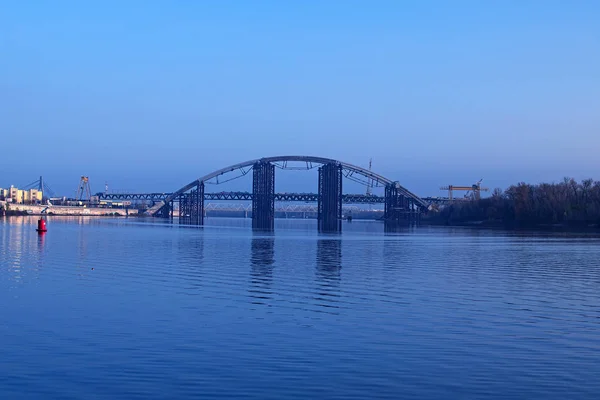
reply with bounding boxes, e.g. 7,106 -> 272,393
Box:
99,191 -> 452,206
99,191 -> 389,204
134,156 -> 429,232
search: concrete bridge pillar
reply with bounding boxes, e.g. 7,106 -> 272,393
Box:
318,163 -> 343,232
252,161 -> 275,231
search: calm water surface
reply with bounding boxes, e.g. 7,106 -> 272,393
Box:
1,217 -> 599,399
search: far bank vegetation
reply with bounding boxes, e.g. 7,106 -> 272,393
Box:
436,178 -> 600,227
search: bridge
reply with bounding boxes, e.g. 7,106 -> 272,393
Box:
99,191 -> 453,206
125,156 -> 431,232
100,191 -> 387,204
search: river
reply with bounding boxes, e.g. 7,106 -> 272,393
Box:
1,217 -> 599,399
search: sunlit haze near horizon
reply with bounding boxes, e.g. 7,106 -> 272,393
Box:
1,1 -> 598,197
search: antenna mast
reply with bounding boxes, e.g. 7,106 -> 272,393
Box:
366,158 -> 373,196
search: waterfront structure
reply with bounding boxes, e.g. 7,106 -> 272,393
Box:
0,186 -> 43,204
144,155 -> 428,232
99,191 -> 454,206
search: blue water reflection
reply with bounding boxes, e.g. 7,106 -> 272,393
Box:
1,216 -> 599,399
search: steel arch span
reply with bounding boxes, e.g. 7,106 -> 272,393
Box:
147,155 -> 427,215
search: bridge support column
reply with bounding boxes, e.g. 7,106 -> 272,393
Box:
194,182 -> 204,225
158,203 -> 167,218
177,182 -> 204,225
385,183 -> 422,226
318,163 -> 342,232
179,193 -> 190,223
252,161 -> 275,231
159,201 -> 174,219
385,183 -> 403,224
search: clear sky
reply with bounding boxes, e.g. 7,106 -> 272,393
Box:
1,1 -> 599,197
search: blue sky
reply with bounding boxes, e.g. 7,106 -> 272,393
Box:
1,1 -> 598,196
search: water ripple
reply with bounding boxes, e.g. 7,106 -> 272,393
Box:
1,217 -> 600,399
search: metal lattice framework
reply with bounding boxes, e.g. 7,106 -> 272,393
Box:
98,193 -> 172,201
101,192 -> 388,203
99,191 -> 453,206
202,203 -> 364,213
252,161 -> 275,230
318,163 -> 343,232
147,155 -> 427,215
204,203 -> 252,212
384,183 -> 421,224
179,184 -> 204,225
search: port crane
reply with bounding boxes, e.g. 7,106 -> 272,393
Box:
441,179 -> 489,200
76,176 -> 92,201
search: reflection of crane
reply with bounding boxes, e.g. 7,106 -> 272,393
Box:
76,176 -> 92,201
440,179 -> 489,200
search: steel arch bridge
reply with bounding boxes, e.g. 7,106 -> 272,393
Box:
148,155 -> 427,231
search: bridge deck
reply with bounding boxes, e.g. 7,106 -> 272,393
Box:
99,192 -> 452,205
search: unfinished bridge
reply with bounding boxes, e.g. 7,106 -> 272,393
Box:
144,156 -> 428,232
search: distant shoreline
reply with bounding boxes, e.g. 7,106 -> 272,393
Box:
1,203 -> 136,217
421,216 -> 600,232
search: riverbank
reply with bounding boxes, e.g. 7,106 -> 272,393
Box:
421,214 -> 600,231
2,203 -> 138,217
433,178 -> 600,229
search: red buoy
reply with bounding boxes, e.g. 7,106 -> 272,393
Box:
36,218 -> 47,233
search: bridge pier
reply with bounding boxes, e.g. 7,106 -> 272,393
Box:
179,192 -> 190,222
159,201 -> 174,219
385,183 -> 422,226
188,182 -> 204,225
318,163 -> 342,232
252,161 -> 275,231
176,182 -> 204,225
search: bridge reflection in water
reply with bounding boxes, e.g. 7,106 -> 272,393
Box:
106,156 -> 431,232
249,235 -> 275,305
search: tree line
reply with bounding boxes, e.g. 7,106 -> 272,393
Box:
435,178 -> 600,227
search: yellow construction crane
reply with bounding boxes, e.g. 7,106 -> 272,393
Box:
440,179 -> 489,200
